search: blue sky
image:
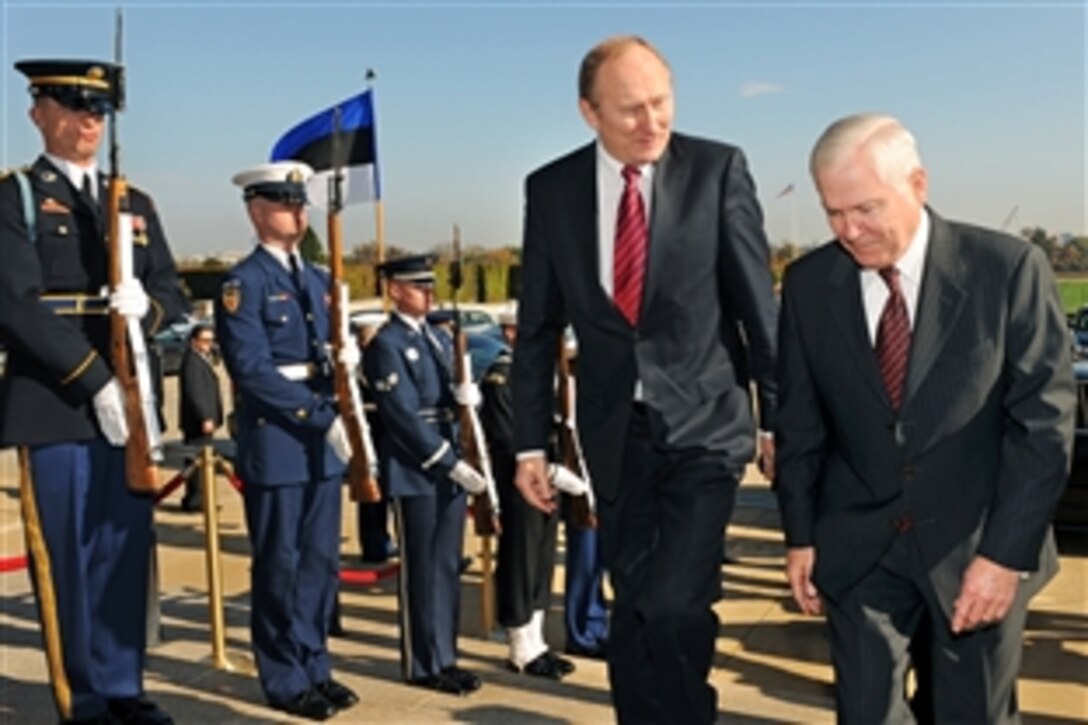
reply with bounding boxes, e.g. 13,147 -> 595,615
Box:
2,1 -> 1084,259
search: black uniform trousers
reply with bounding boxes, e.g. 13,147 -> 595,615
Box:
21,441 -> 152,721
495,454 -> 559,628
598,405 -> 737,725
242,476 -> 341,705
825,527 -> 1027,725
392,489 -> 467,681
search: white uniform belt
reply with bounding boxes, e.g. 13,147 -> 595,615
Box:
277,363 -> 316,381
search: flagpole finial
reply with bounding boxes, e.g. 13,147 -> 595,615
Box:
365,68 -> 376,88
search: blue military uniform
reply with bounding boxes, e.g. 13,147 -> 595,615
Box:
0,60 -> 186,724
363,255 -> 479,693
215,162 -> 354,719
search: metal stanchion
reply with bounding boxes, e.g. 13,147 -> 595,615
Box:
199,444 -> 252,673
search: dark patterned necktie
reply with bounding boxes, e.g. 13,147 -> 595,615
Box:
875,267 -> 911,410
80,172 -> 97,209
613,165 -> 647,326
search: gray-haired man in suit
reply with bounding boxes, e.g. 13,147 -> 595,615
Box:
775,113 -> 1074,723
512,35 -> 778,724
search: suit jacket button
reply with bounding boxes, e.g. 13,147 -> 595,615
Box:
903,466 -> 915,479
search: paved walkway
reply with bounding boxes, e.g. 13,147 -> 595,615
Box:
1,376 -> 1086,723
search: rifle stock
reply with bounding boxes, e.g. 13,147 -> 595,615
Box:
453,330 -> 501,536
107,175 -> 157,493
328,198 -> 381,503
556,336 -> 597,528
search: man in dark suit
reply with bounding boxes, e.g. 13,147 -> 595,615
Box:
1,58 -> 187,725
512,35 -> 777,724
216,161 -> 359,722
177,323 -> 222,511
775,113 -> 1074,723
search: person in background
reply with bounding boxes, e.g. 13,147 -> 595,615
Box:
0,57 -> 187,725
177,322 -> 222,512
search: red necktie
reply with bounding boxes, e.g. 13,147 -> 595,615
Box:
613,165 -> 647,326
875,267 -> 911,410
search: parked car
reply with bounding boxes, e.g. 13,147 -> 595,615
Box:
152,316 -> 203,376
1060,360 -> 1088,528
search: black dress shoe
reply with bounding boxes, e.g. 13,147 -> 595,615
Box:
441,665 -> 482,693
565,642 -> 607,660
65,713 -> 122,725
106,697 -> 173,725
410,673 -> 465,695
543,651 -> 576,675
271,688 -> 336,721
314,678 -> 359,709
506,652 -> 570,680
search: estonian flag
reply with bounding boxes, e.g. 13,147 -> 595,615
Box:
270,90 -> 380,208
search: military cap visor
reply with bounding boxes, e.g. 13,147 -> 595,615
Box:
378,254 -> 438,284
15,59 -> 117,114
232,161 -> 314,206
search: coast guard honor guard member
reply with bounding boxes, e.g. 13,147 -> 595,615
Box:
0,58 -> 187,724
216,161 -> 359,722
363,254 -> 488,695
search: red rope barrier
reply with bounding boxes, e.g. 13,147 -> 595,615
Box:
154,469 -> 188,504
0,555 -> 27,573
340,562 -> 399,586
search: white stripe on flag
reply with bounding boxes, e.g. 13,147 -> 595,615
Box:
305,164 -> 378,209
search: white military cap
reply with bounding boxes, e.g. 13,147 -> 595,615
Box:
232,161 -> 314,204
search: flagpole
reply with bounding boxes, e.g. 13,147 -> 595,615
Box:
366,68 -> 388,310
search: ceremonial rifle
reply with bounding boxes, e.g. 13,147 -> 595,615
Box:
328,106 -> 381,503
450,225 -> 501,536
556,336 -> 597,528
106,9 -> 161,492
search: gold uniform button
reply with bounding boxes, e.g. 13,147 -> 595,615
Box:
58,225 -> 68,235
296,408 -> 308,419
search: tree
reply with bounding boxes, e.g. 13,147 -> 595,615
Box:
299,225 -> 327,264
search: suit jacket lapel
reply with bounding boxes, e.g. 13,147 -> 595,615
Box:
903,212 -> 967,406
643,140 -> 684,315
825,248 -> 889,406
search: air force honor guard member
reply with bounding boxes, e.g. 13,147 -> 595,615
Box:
0,59 -> 186,725
215,162 -> 359,722
363,255 -> 488,695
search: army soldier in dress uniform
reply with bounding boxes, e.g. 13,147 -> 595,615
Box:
0,59 -> 186,725
215,161 -> 359,722
362,254 -> 488,695
480,310 -> 585,678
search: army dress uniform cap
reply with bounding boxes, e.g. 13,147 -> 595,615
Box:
15,58 -> 119,115
232,161 -> 313,205
378,254 -> 437,285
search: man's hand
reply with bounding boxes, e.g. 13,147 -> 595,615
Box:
951,555 -> 1020,634
93,378 -> 129,446
326,416 -> 353,464
515,455 -> 556,514
449,460 -> 488,494
786,546 -> 822,615
201,419 -> 215,435
108,279 -> 149,320
757,432 -> 775,480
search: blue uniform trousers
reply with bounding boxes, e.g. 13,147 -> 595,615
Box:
563,523 -> 609,651
392,490 -> 466,681
21,441 -> 152,721
242,476 -> 341,704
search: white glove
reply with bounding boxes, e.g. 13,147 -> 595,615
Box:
326,416 -> 353,464
108,279 -> 150,319
337,339 -> 361,370
93,378 -> 129,446
452,381 -> 481,408
548,463 -> 589,497
450,460 -> 488,494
